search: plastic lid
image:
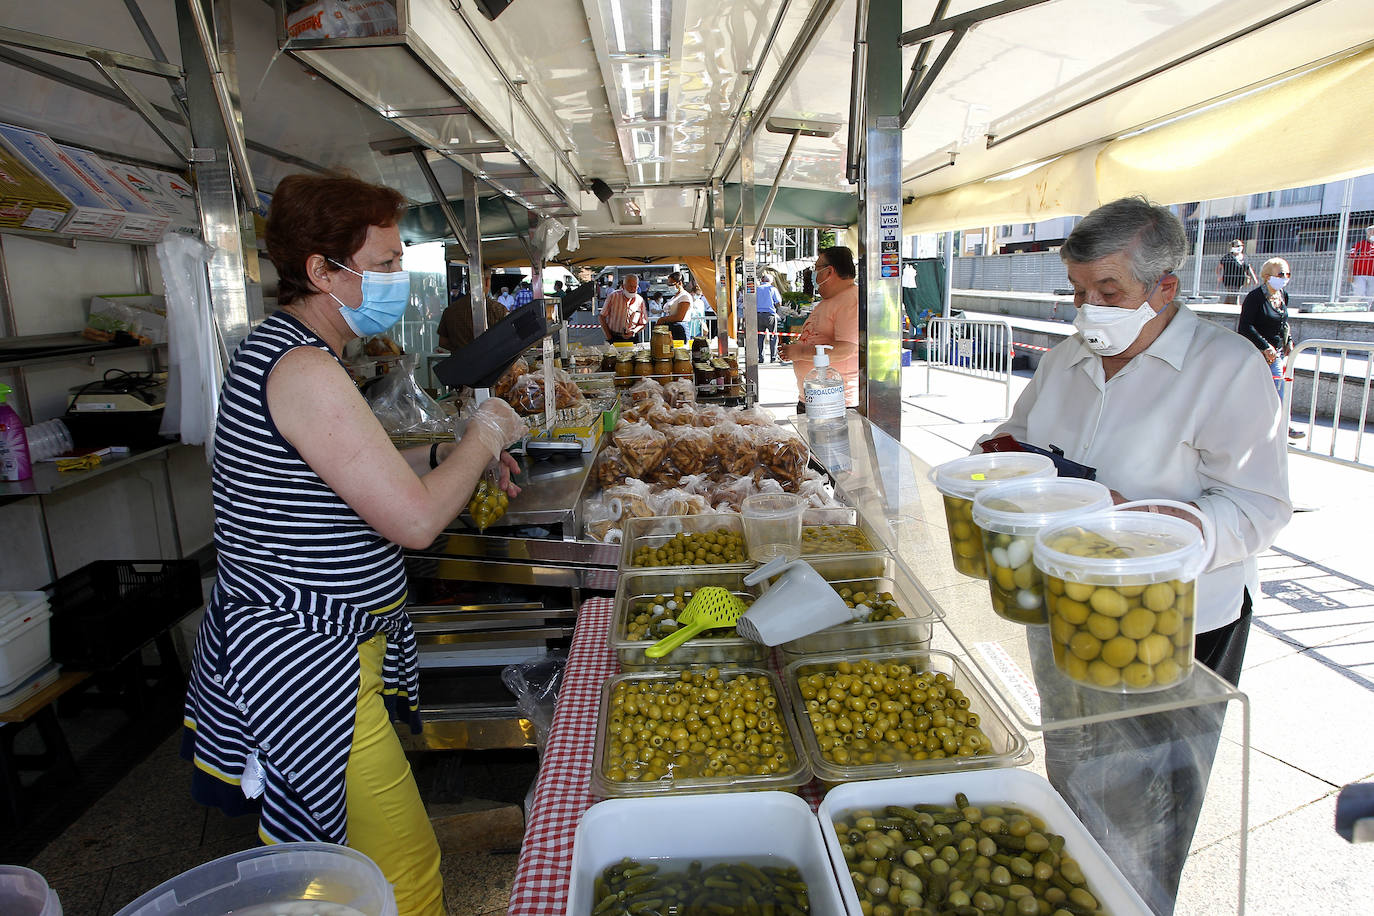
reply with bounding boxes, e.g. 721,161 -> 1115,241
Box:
933,452 -> 1056,500
814,344 -> 832,367
972,477 -> 1113,535
1033,508 -> 1205,583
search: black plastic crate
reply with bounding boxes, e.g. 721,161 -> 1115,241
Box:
49,560 -> 203,670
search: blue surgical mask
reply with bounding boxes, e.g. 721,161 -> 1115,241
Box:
327,259 -> 410,336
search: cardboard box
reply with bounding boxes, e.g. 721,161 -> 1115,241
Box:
58,147 -> 171,243
0,123 -> 125,238
0,143 -> 72,231
104,162 -> 200,239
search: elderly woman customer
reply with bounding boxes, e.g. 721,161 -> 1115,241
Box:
981,196 -> 1291,914
1237,257 -> 1304,439
181,174 -> 527,916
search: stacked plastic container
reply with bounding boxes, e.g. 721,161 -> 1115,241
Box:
0,591 -> 54,711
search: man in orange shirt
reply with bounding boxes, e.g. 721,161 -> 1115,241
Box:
780,246 -> 860,411
599,274 -> 647,343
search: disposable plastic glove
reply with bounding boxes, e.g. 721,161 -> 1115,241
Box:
465,397 -> 527,463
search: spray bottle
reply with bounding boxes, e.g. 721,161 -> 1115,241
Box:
803,345 -> 845,423
0,382 -> 32,482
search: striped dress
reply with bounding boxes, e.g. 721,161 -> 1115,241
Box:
182,312 -> 420,844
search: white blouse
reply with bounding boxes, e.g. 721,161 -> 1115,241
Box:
985,305 -> 1292,633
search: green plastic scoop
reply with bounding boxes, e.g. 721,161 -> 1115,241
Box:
643,587 -> 747,659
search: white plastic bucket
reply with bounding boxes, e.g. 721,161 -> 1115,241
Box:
1033,502 -> 1214,693
0,592 -> 52,694
932,453 -> 1055,579
0,865 -> 62,916
972,477 -> 1113,624
112,843 -> 396,916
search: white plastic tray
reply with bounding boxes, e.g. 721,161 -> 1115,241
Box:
818,769 -> 1152,916
567,792 -> 847,916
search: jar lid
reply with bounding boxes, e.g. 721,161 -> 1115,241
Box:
1033,509 -> 1204,583
972,477 -> 1113,534
933,452 -> 1055,500
634,352 -> 652,361
615,351 -> 634,361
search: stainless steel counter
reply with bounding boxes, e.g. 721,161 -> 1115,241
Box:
443,446 -> 599,534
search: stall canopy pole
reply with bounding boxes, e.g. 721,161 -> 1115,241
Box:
1332,178 -> 1355,303
176,0 -> 252,355
411,149 -> 470,255
1190,200 -> 1206,299
740,111 -> 760,400
463,169 -> 485,338
183,0 -> 257,206
859,0 -> 903,436
712,178 -> 727,343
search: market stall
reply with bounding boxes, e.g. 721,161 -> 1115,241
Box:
508,411 -> 1249,916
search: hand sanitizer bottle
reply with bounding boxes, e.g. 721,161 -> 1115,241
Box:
803,345 -> 845,424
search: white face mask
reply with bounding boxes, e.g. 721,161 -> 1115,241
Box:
1268,276 -> 1289,291
1231,248 -> 1243,255
1073,302 -> 1157,356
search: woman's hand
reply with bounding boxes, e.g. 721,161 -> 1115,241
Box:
496,451 -> 522,498
1264,346 -> 1279,363
466,397 -> 526,462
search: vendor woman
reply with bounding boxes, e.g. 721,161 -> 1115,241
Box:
182,174 -> 527,916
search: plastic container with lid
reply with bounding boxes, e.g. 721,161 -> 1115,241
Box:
972,477 -> 1113,624
932,453 -> 1056,578
0,865 -> 61,916
111,843 -> 396,916
1033,502 -> 1214,693
590,665 -> 810,798
0,592 -> 53,695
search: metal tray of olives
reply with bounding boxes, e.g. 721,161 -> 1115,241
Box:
620,514 -> 751,572
782,647 -> 1031,787
590,664 -> 812,798
610,569 -> 770,670
754,554 -> 941,657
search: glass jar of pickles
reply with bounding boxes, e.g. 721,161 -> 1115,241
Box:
971,477 -> 1113,624
932,453 -> 1055,579
650,325 -> 674,360
1032,503 -> 1213,692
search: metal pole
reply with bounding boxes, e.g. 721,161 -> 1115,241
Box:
943,231 -> 955,317
176,0 -> 251,355
749,129 -> 802,247
412,149 -> 470,255
845,0 -> 869,185
462,169 -> 485,338
741,111 -> 759,401
860,0 -> 902,436
712,178 -> 727,351
1191,200 -> 1207,299
1332,178 -> 1355,303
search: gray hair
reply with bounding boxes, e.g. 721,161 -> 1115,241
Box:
1060,196 -> 1188,291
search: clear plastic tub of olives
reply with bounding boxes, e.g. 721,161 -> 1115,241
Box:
610,568 -> 771,670
756,554 -> 940,658
590,665 -> 812,798
782,648 -> 1030,787
798,506 -> 888,558
621,515 -> 751,572
971,477 -> 1114,625
1033,502 -> 1214,693
933,453 -> 1056,579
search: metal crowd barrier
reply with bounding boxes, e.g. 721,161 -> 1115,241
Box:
1284,338 -> 1374,470
922,316 -> 1015,418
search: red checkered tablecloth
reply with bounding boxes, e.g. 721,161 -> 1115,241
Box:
507,597 -> 826,916
507,596 -> 618,916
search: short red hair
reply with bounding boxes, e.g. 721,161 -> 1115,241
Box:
265,173 -> 407,305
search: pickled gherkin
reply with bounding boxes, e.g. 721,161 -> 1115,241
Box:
592,857 -> 811,915
832,795 -> 1108,916
632,529 -> 747,567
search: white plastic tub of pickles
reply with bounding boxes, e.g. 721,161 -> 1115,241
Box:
1032,502 -> 1214,693
971,478 -> 1113,625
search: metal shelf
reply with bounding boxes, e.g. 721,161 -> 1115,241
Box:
0,225 -> 160,248
0,442 -> 179,499
0,333 -> 166,371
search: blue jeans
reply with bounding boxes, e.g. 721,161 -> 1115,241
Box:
1269,353 -> 1284,402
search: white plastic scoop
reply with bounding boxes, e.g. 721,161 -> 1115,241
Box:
737,556 -> 867,646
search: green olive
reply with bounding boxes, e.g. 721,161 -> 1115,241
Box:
631,529 -> 747,567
